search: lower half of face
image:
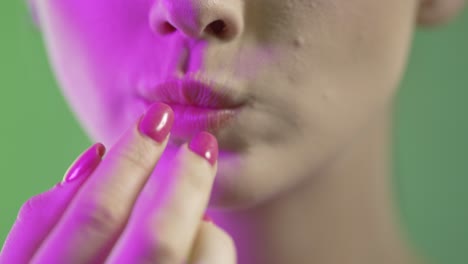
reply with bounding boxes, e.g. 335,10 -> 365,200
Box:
37,0 -> 418,210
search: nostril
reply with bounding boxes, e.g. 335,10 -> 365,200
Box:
158,21 -> 177,35
207,20 -> 227,36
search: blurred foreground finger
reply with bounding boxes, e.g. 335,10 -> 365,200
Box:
188,220 -> 237,264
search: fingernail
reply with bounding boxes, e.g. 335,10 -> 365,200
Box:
188,131 -> 218,166
202,213 -> 213,223
139,102 -> 174,143
61,143 -> 106,184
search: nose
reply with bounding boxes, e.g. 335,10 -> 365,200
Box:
149,0 -> 244,41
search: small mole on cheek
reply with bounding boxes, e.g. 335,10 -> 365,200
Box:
321,89 -> 334,103
293,36 -> 305,48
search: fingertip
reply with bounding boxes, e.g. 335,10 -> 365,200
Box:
188,131 -> 218,167
96,143 -> 106,158
138,102 -> 175,144
61,143 -> 106,185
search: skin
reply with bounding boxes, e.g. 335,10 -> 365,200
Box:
1,0 -> 466,263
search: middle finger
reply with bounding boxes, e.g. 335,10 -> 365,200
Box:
106,131 -> 218,264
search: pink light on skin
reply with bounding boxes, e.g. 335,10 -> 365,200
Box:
13,0 -> 277,262
8,0 -> 245,260
29,1 -> 260,261
0,144 -> 105,263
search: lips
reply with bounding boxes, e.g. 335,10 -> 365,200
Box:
138,78 -> 246,108
136,77 -> 247,142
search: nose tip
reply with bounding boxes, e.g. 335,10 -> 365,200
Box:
149,0 -> 243,41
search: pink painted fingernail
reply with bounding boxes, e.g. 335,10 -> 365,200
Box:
188,131 -> 218,166
139,102 -> 174,143
61,143 -> 106,184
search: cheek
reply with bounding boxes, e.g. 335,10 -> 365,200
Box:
37,0 -> 152,145
212,1 -> 418,208
288,1 -> 417,143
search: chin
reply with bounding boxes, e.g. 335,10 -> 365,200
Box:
206,148 -> 291,211
204,148 -> 259,211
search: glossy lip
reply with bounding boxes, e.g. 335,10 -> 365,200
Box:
136,77 -> 247,142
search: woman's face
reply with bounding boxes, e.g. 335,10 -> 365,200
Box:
35,0 -> 418,209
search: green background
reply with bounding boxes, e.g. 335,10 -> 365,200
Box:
1,2 -> 467,263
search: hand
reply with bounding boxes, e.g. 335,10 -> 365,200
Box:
0,102 -> 236,264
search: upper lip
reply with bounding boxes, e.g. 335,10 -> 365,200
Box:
136,77 -> 246,109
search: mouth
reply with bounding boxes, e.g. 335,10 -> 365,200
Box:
136,77 -> 247,143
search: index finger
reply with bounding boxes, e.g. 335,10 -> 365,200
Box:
32,102 -> 174,264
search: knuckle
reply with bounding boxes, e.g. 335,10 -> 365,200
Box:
17,196 -> 39,220
145,237 -> 184,264
17,191 -> 51,221
73,197 -> 123,234
155,239 -> 184,263
143,220 -> 184,263
115,137 -> 155,172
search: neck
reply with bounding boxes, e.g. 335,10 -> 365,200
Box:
210,107 -> 425,264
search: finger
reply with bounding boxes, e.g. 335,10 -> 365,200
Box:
32,102 -> 174,264
0,143 -> 105,264
106,131 -> 218,264
188,221 -> 237,264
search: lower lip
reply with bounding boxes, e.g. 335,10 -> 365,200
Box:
142,101 -> 243,141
